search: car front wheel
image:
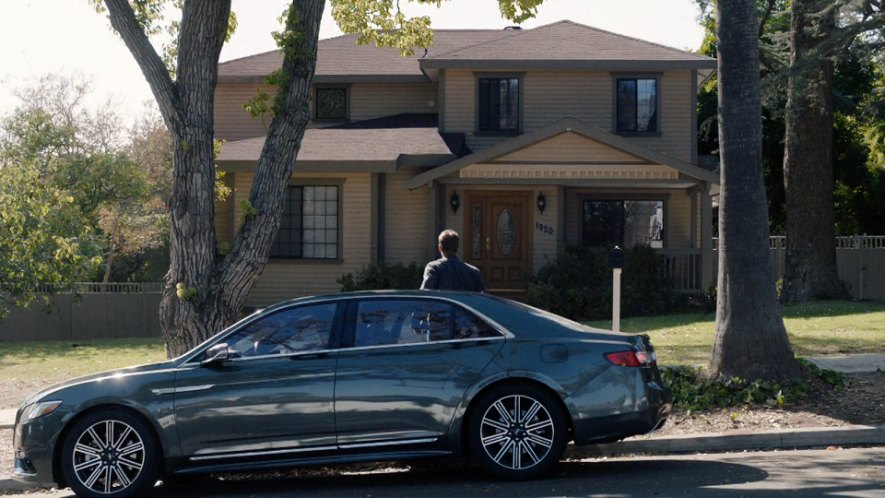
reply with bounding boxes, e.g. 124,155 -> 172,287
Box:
467,384 -> 568,479
60,409 -> 159,498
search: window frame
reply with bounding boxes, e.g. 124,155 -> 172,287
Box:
314,85 -> 350,122
341,297 -> 508,350
474,73 -> 524,135
611,73 -> 661,136
183,302 -> 346,364
578,193 -> 670,249
270,180 -> 344,263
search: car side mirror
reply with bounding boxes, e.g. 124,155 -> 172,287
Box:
201,343 -> 233,367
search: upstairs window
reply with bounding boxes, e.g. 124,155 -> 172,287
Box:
477,77 -> 520,132
315,87 -> 347,120
616,78 -> 658,133
271,185 -> 340,260
582,199 -> 664,249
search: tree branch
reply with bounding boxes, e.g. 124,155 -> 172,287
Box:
103,0 -> 183,133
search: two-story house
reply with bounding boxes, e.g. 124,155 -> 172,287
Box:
214,20 -> 718,306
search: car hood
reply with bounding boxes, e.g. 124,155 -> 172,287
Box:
20,360 -> 178,409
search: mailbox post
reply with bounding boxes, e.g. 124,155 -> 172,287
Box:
609,246 -> 625,332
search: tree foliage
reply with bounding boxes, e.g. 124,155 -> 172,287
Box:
0,74 -> 172,302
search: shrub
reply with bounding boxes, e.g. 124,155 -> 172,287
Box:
338,262 -> 424,291
525,245 -> 674,321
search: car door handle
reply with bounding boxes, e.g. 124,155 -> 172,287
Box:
290,352 -> 330,360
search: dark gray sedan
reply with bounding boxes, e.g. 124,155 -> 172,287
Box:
13,291 -> 669,497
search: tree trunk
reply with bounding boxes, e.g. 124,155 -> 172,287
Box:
781,0 -> 847,303
710,0 -> 799,382
104,0 -> 326,357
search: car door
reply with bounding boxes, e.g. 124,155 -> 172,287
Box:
171,302 -> 342,461
333,297 -> 505,448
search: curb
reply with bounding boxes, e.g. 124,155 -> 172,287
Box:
566,424 -> 885,458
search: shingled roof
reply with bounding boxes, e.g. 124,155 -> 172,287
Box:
219,29 -> 513,83
218,20 -> 713,83
421,20 -> 715,70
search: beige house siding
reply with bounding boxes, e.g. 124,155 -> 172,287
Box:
441,69 -> 695,163
350,83 -> 438,122
215,83 -> 439,143
215,83 -> 274,142
564,188 -> 693,249
231,171 -> 373,306
496,132 -> 648,164
384,168 -> 432,264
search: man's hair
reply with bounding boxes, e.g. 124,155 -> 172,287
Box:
438,229 -> 460,254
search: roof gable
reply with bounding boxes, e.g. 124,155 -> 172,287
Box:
405,118 -> 719,189
494,132 -> 650,164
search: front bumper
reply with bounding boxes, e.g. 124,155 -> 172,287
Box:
12,411 -> 65,487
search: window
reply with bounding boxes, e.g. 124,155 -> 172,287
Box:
271,185 -> 339,260
477,77 -> 520,132
616,78 -> 658,132
453,307 -> 499,339
221,304 -> 337,358
582,200 -> 664,249
355,300 -> 452,347
315,87 -> 347,120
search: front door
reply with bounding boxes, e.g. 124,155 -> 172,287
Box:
464,192 -> 532,292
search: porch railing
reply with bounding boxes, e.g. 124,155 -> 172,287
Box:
658,249 -> 702,294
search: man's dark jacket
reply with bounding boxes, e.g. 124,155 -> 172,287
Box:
420,255 -> 485,292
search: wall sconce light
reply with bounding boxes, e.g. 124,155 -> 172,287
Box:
536,192 -> 547,214
450,191 -> 460,214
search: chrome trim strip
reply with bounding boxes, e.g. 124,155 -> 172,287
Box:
338,438 -> 438,449
188,437 -> 439,462
189,445 -> 338,462
151,384 -> 214,396
342,336 -> 506,354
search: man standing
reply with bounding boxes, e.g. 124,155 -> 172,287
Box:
420,229 -> 485,292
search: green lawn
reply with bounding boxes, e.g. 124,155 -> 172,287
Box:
0,301 -> 882,388
587,300 -> 885,367
0,338 -> 167,389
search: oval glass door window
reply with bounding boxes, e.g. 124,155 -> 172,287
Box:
497,209 -> 516,256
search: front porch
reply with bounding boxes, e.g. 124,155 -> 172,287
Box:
406,118 -> 717,295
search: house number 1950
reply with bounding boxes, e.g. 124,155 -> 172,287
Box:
535,222 -> 554,235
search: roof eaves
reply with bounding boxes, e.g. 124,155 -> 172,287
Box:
419,59 -> 717,70
405,118 -> 719,189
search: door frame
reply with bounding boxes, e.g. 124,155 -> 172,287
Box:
463,191 -> 533,293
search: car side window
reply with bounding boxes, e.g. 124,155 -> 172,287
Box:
354,300 -> 451,347
223,303 -> 337,358
454,307 -> 501,339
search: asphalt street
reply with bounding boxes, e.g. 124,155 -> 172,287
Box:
5,447 -> 883,498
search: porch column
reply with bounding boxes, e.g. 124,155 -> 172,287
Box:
700,182 -> 715,291
427,181 -> 440,261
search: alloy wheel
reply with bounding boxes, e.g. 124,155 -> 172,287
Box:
478,394 -> 555,470
70,419 -> 146,495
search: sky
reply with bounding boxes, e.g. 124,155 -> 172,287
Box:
0,0 -> 706,119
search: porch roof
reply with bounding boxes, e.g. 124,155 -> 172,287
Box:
216,118 -> 458,172
405,118 -> 720,189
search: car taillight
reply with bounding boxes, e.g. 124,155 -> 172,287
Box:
605,350 -> 655,367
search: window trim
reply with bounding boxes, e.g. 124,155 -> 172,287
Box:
611,73 -> 662,136
341,297 -> 510,350
270,179 -> 344,263
577,192 -> 670,249
474,72 -> 524,135
313,85 -> 350,122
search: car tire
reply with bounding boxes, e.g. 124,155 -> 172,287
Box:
60,408 -> 159,498
467,383 -> 568,480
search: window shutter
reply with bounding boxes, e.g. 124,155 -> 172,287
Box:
478,79 -> 491,130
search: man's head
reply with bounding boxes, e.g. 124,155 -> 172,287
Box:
438,229 -> 460,256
